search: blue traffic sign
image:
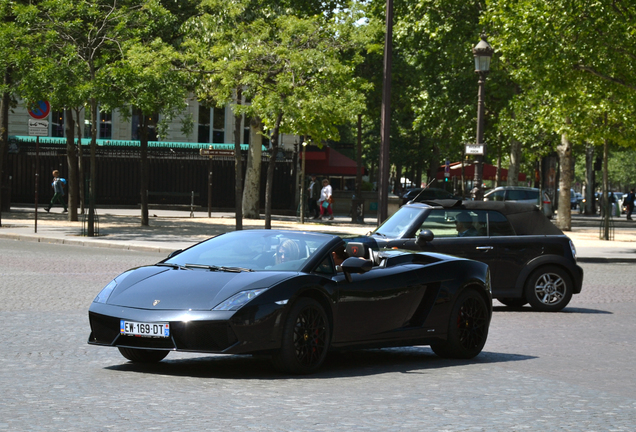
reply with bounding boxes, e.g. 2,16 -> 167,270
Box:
28,100 -> 51,120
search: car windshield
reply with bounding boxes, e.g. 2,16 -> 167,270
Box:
373,206 -> 423,237
164,230 -> 334,272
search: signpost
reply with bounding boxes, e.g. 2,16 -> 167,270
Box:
200,147 -> 235,217
465,144 -> 484,155
28,101 -> 50,233
199,149 -> 234,157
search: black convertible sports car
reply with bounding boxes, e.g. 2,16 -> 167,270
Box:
371,200 -> 584,312
88,230 -> 492,374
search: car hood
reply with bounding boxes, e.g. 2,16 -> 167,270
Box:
106,265 -> 293,311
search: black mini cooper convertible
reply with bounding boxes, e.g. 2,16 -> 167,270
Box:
88,230 -> 492,374
371,200 -> 584,312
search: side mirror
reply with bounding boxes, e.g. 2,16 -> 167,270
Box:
416,230 -> 434,247
341,257 -> 373,282
167,249 -> 183,259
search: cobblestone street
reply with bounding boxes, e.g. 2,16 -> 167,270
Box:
1,239 -> 635,431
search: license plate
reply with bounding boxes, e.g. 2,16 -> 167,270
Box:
120,320 -> 170,338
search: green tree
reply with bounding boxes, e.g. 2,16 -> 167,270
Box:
103,1 -> 193,226
184,0 -> 368,228
486,0 -> 636,230
17,0 -> 136,235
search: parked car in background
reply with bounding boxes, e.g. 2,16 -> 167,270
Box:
369,200 -> 583,312
484,186 -> 553,218
401,187 -> 460,205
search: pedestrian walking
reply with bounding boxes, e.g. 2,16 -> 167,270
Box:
625,189 -> 635,220
318,178 -> 334,220
45,170 -> 67,213
307,175 -> 320,219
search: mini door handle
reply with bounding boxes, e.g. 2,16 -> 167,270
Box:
476,246 -> 493,250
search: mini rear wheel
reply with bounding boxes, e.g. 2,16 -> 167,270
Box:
524,266 -> 572,312
118,347 -> 169,363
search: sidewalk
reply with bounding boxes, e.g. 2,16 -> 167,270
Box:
1,206 -> 635,262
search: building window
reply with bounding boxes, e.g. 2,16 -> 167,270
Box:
100,111 -> 112,139
198,104 -> 225,143
243,116 -> 251,145
84,108 -> 112,139
51,111 -> 65,137
131,111 -> 158,141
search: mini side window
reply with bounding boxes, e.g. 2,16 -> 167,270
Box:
488,211 -> 516,236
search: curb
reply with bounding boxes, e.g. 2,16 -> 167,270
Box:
0,232 -> 179,254
3,231 -> 635,262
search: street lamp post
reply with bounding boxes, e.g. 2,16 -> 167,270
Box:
300,141 -> 307,224
471,33 -> 494,201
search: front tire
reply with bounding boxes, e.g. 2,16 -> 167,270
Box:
525,266 -> 573,312
118,347 -> 169,363
431,289 -> 489,359
272,298 -> 330,374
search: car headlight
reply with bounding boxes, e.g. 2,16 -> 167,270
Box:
569,239 -> 577,261
94,271 -> 132,304
212,288 -> 268,311
94,280 -> 117,304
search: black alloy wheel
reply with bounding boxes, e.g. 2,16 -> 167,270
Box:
118,347 -> 169,363
272,298 -> 330,374
431,289 -> 489,359
524,265 -> 573,312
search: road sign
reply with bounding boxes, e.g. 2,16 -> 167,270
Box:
29,119 -> 49,136
465,144 -> 484,155
199,149 -> 234,157
28,101 -> 51,120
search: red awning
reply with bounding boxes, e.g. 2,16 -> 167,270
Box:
303,147 -> 365,176
436,162 -> 527,182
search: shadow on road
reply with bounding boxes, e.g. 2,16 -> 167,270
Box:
105,346 -> 535,380
493,305 -> 612,314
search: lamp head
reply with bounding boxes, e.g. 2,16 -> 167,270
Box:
473,33 -> 494,72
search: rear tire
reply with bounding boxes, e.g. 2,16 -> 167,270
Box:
524,265 -> 573,312
118,347 -> 169,363
431,289 -> 489,359
271,298 -> 330,374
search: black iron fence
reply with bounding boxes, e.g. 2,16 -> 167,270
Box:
5,140 -> 296,211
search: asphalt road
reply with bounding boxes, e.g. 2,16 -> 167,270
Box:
1,239 -> 635,431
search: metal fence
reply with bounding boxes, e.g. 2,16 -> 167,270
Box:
5,141 -> 296,211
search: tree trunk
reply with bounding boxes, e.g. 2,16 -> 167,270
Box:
585,143 -> 595,215
87,97 -> 98,236
233,88 -> 243,230
602,138 -> 610,240
264,112 -> 284,229
557,131 -> 572,231
428,143 -> 440,187
139,108 -> 149,226
507,139 -> 521,187
242,117 -> 262,219
75,108 -> 85,214
0,71 -> 9,226
65,109 -> 78,221
355,114 -> 363,198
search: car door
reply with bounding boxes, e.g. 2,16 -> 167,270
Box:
330,262 -> 426,344
409,209 -> 495,263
